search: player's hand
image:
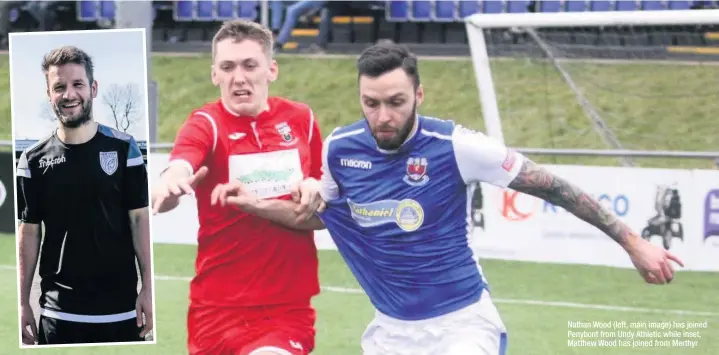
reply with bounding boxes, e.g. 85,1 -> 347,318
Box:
20,304 -> 37,345
291,178 -> 326,222
151,166 -> 208,215
135,286 -> 154,338
626,236 -> 684,284
211,181 -> 259,210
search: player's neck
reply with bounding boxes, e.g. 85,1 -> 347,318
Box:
57,120 -> 98,145
409,115 -> 419,138
402,115 -> 420,144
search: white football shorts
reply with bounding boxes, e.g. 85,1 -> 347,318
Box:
361,288 -> 508,355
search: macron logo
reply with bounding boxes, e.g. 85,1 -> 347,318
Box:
229,132 -> 246,140
39,155 -> 66,173
289,340 -> 303,350
340,158 -> 372,170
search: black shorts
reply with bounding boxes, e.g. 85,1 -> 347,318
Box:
37,315 -> 144,345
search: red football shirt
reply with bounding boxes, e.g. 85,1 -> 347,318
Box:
168,97 -> 322,307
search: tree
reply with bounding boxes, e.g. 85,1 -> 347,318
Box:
102,83 -> 141,133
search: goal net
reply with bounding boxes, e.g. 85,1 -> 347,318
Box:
464,9 -> 719,169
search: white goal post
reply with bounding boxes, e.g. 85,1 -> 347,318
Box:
464,9 -> 719,146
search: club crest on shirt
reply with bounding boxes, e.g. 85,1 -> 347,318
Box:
403,157 -> 429,187
275,122 -> 297,146
99,151 -> 119,176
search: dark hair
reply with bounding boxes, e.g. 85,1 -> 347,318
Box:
356,41 -> 420,88
42,46 -> 95,84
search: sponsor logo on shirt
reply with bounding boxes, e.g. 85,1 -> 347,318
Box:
99,151 -> 119,176
238,170 -> 295,184
229,132 -> 246,140
340,158 -> 372,170
289,340 -> 304,351
347,198 -> 424,232
403,157 -> 429,187
228,149 -> 303,199
275,122 -> 298,146
458,126 -> 479,135
502,149 -> 517,172
39,155 -> 66,174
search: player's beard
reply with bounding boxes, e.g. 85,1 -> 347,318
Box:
371,102 -> 417,151
53,98 -> 93,129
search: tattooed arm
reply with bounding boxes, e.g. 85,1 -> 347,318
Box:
451,125 -> 683,284
504,158 -> 685,284
506,159 -> 637,249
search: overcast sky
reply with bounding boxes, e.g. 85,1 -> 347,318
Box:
10,29 -> 148,141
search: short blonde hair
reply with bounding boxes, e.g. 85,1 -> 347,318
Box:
212,19 -> 274,60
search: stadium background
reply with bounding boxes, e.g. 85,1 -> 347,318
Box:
0,1 -> 717,354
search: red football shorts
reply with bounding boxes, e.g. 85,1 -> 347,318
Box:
187,301 -> 316,355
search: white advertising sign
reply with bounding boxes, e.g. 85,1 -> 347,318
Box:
475,165 -> 703,270
149,153 -> 199,245
686,169 -> 719,271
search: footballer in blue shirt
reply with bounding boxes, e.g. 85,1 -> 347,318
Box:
213,42 -> 684,355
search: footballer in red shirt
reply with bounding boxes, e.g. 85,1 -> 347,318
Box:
151,20 -> 325,355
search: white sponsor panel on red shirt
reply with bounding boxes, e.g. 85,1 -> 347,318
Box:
228,149 -> 304,200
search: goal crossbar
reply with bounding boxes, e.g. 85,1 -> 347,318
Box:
465,9 -> 719,29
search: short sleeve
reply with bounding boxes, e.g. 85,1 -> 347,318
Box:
319,135 -> 340,202
167,112 -> 215,175
307,109 -> 323,180
16,151 -> 42,224
123,137 -> 149,210
452,125 -> 525,187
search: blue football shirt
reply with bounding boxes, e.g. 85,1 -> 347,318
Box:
318,115 -> 525,321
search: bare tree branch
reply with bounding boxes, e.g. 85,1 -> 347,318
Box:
120,83 -> 140,133
102,83 -> 140,133
102,83 -> 124,130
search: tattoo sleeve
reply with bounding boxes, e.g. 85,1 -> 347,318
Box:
507,159 -> 635,248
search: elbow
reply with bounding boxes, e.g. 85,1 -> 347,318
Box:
297,218 -> 325,231
129,208 -> 150,224
128,208 -> 150,240
307,218 -> 326,231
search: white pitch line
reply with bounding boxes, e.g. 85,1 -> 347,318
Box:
2,265 -> 717,317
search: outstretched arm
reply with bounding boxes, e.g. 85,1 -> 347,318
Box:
450,125 -> 682,284
507,159 -> 635,248
243,199 -> 325,231
223,111 -> 328,232
507,159 -> 684,284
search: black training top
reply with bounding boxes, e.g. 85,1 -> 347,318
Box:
16,123 -> 148,316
